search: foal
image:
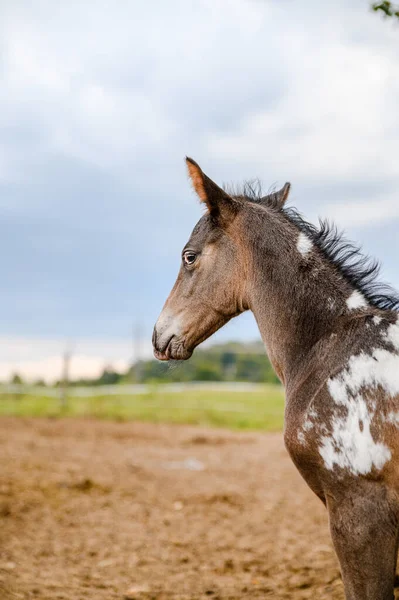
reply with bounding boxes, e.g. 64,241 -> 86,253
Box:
153,158 -> 399,600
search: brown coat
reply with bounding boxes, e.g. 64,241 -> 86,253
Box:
153,158 -> 399,600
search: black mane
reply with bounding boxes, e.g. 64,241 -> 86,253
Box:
283,207 -> 399,312
235,182 -> 399,312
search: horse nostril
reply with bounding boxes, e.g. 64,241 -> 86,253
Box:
152,327 -> 158,348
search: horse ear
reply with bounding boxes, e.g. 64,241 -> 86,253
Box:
261,182 -> 291,209
185,157 -> 238,221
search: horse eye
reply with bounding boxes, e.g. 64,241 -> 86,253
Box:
183,251 -> 197,266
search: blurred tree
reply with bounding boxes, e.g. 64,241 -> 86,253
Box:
372,1 -> 399,19
194,363 -> 221,381
33,379 -> 46,387
236,354 -> 279,384
136,342 -> 279,384
96,367 -> 123,386
221,351 -> 237,380
48,342 -> 280,387
10,373 -> 23,385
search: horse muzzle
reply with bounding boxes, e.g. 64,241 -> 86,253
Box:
152,309 -> 193,361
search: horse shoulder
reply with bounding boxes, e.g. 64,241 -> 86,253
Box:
285,318 -> 399,489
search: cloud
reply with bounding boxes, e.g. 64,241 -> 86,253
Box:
0,336 -> 153,383
0,0 -> 398,378
206,12 -> 399,186
323,193 -> 399,228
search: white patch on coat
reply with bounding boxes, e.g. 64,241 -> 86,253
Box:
327,298 -> 335,311
346,290 -> 367,311
373,316 -> 382,325
320,397 -> 391,475
329,349 -> 399,404
302,406 -> 317,431
297,232 -> 312,256
386,319 -> 399,350
319,347 -> 399,475
297,431 -> 306,445
387,411 -> 399,425
298,406 -> 319,445
303,419 -> 314,432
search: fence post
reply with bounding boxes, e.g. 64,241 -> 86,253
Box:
59,350 -> 71,410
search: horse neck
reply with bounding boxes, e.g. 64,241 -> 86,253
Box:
244,221 -> 351,386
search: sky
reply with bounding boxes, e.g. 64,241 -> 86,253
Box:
1,0 -> 399,381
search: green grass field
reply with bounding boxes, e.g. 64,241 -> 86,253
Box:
0,385 -> 285,431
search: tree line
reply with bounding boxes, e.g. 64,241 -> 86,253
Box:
8,342 -> 280,387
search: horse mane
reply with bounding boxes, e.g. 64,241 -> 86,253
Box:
230,181 -> 399,312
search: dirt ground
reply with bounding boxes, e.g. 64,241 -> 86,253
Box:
0,417 -> 350,599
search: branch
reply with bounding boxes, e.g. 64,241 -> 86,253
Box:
372,1 -> 399,18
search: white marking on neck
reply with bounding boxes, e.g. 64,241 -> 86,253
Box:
319,345 -> 399,475
327,298 -> 335,311
373,316 -> 382,325
386,318 -> 399,350
329,349 -> 399,402
387,411 -> 399,425
320,394 -> 391,475
346,290 -> 367,311
297,431 -> 306,445
297,232 -> 312,256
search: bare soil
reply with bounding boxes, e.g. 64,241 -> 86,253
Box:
0,417 -> 351,599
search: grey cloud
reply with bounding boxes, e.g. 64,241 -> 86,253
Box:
0,0 -> 398,347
